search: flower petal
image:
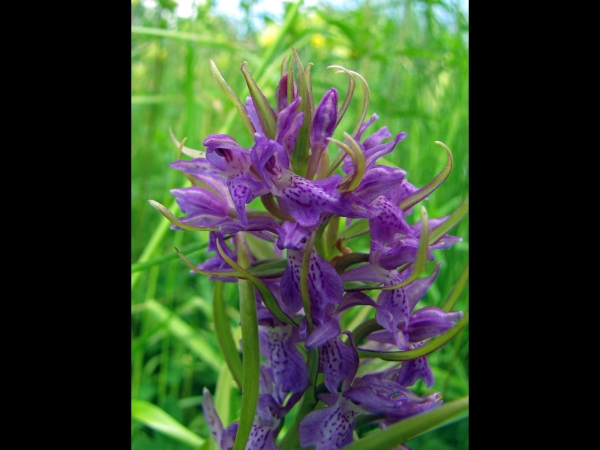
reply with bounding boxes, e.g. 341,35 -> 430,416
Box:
299,395 -> 362,450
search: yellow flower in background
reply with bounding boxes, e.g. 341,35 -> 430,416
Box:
258,23 -> 279,48
311,33 -> 325,48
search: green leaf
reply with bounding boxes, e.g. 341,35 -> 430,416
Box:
290,48 -> 313,178
213,281 -> 243,390
131,399 -> 205,448
399,141 -> 454,212
343,396 -> 468,450
241,62 -> 277,140
210,60 -> 256,139
231,233 -> 261,450
327,65 -> 356,128
148,199 -> 218,232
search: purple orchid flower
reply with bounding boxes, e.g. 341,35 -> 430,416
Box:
251,133 -> 351,227
258,321 -> 310,406
171,134 -> 270,225
344,368 -> 442,422
298,393 -> 364,450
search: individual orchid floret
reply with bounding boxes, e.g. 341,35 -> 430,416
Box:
344,369 -> 442,420
280,245 -> 344,336
317,332 -> 359,394
169,185 -> 231,230
298,393 -> 364,450
368,195 -> 415,244
171,134 -> 270,224
251,134 -> 351,227
258,322 -> 310,406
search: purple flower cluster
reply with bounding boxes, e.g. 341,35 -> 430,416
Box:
156,52 -> 465,450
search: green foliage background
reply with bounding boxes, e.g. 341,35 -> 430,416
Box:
131,0 -> 468,448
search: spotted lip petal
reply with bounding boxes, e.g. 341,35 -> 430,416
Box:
280,246 -> 344,316
262,324 -> 310,404
368,196 -> 414,244
318,334 -> 358,393
298,395 -> 363,450
245,394 -> 281,450
274,173 -> 350,227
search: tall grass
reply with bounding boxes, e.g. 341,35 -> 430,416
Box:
131,1 -> 468,448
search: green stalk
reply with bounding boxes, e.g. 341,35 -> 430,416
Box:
232,233 -> 260,450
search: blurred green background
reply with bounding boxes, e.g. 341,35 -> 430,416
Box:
131,0 -> 468,448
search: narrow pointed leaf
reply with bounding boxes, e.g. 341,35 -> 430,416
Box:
348,70 -> 370,138
291,48 -> 313,177
342,132 -> 367,191
210,60 -> 256,138
343,396 -> 468,450
213,281 -> 243,390
148,199 -> 219,232
131,399 -> 206,447
327,65 -> 356,127
241,61 -> 277,139
399,141 -> 453,212
176,248 -> 287,280
169,128 -> 206,159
